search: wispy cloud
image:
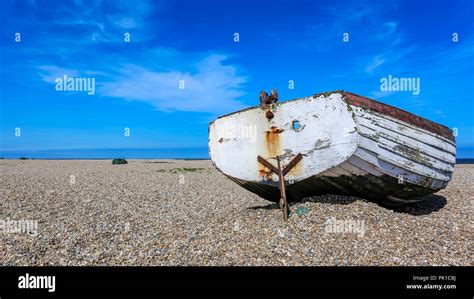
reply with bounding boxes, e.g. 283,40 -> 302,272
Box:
37,65 -> 79,83
369,90 -> 395,99
99,54 -> 248,113
365,55 -> 386,73
27,0 -> 156,44
383,22 -> 398,37
266,2 -> 400,52
364,45 -> 417,74
37,52 -> 248,114
433,109 -> 447,118
361,19 -> 417,74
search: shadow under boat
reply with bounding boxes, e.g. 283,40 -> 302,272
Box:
248,193 -> 447,216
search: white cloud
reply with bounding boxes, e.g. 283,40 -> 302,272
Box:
365,55 -> 385,73
48,0 -> 155,43
37,65 -> 79,83
114,17 -> 138,29
433,109 -> 447,118
364,45 -> 416,74
385,22 -> 398,35
99,54 -> 248,113
369,90 -> 395,99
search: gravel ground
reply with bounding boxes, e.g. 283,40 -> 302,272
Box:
0,159 -> 471,266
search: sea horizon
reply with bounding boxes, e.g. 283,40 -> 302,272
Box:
0,147 -> 210,160
1,147 -> 473,163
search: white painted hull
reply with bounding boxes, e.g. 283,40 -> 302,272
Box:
208,91 -> 456,205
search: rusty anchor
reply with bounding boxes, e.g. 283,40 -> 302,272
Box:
257,153 -> 303,221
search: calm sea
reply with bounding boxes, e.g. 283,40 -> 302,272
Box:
0,148 -> 473,163
457,158 -> 474,164
0,148 -> 210,160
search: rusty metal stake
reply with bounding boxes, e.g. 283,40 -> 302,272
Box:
257,153 -> 302,221
276,156 -> 289,221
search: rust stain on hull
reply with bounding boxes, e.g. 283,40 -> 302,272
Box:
258,166 -> 274,180
287,159 -> 302,177
258,126 -> 284,179
265,126 -> 283,158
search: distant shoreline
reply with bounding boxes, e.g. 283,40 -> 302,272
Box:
0,148 -> 210,160
0,157 -> 211,161
1,158 -> 472,164
456,158 -> 474,164
1,147 -> 473,163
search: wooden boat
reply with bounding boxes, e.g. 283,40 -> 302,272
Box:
208,91 -> 456,208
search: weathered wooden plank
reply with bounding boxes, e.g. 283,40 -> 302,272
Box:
347,154 -> 384,177
322,165 -> 353,177
354,147 -> 448,189
357,122 -> 455,164
358,135 -> 451,182
345,92 -> 455,143
338,161 -> 370,176
353,107 -> 456,154
357,126 -> 454,173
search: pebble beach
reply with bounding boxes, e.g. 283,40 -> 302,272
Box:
0,159 -> 471,266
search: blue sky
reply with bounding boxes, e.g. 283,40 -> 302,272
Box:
1,0 -> 473,157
